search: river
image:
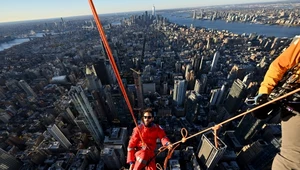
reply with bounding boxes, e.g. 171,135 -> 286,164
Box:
160,12 -> 300,38
0,33 -> 45,52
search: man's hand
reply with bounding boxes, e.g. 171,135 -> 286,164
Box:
166,142 -> 173,150
252,93 -> 276,119
253,93 -> 268,105
129,162 -> 134,170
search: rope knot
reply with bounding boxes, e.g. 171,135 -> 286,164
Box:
212,124 -> 222,131
180,128 -> 188,143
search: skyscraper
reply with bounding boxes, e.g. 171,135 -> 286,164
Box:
236,139 -> 278,169
185,91 -> 200,124
210,51 -> 220,72
0,148 -> 22,170
85,74 -> 102,91
152,5 -> 156,17
175,61 -> 181,73
185,64 -> 192,79
47,124 -> 71,149
18,79 -> 37,97
101,147 -> 122,169
197,131 -> 227,170
224,79 -> 247,114
209,89 -> 221,106
193,10 -> 196,19
215,83 -> 229,106
199,74 -> 208,93
194,79 -> 201,94
69,86 -> 104,146
92,58 -> 111,85
173,78 -> 186,106
132,69 -> 144,109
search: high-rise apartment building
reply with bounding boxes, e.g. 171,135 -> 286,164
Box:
0,148 -> 22,170
132,70 -> 144,109
173,77 -> 186,106
69,86 -> 104,146
210,51 -> 220,72
101,147 -> 122,169
18,79 -> 37,97
224,79 -> 247,114
47,124 -> 71,149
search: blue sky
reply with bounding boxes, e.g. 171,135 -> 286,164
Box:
0,0 -> 277,23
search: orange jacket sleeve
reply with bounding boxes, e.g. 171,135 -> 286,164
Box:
259,39 -> 300,94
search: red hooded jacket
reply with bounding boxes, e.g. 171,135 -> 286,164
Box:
127,123 -> 170,165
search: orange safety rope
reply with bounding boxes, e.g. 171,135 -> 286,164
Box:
88,0 -> 146,147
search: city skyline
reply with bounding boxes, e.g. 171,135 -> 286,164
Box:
1,0 -> 279,23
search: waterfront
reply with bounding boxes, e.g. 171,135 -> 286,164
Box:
160,12 -> 300,38
0,33 -> 45,51
0,38 -> 30,51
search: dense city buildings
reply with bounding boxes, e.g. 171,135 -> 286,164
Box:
0,1 -> 299,169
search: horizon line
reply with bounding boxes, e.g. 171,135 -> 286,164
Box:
0,0 -> 287,24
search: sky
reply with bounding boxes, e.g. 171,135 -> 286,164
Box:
0,0 -> 278,23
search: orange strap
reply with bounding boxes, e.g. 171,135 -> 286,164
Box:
212,124 -> 222,148
88,0 -> 146,147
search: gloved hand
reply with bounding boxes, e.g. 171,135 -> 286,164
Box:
253,93 -> 269,105
251,93 -> 274,119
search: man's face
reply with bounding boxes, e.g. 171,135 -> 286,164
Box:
143,112 -> 153,127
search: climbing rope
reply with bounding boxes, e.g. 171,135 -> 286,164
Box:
88,0 -> 146,147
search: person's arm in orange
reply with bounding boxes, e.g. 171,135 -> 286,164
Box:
259,39 -> 300,94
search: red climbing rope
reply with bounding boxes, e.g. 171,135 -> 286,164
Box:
88,0 -> 146,147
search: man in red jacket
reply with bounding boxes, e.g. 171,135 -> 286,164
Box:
127,108 -> 172,170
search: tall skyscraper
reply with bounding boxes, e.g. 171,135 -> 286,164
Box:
92,58 -> 111,85
0,148 -> 22,170
173,78 -> 186,106
175,61 -> 181,73
85,74 -> 102,91
132,69 -> 144,109
210,51 -> 220,72
236,139 -> 278,169
209,89 -> 221,106
199,74 -> 208,93
194,79 -> 201,94
185,64 -> 192,79
197,131 -> 227,170
101,147 -> 122,169
192,55 -> 202,74
193,10 -> 196,19
104,85 -> 117,121
69,86 -> 104,146
215,83 -> 229,106
18,79 -> 37,97
224,79 -> 247,114
47,124 -> 71,149
162,82 -> 168,95
152,5 -> 156,17
185,92 -> 200,124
